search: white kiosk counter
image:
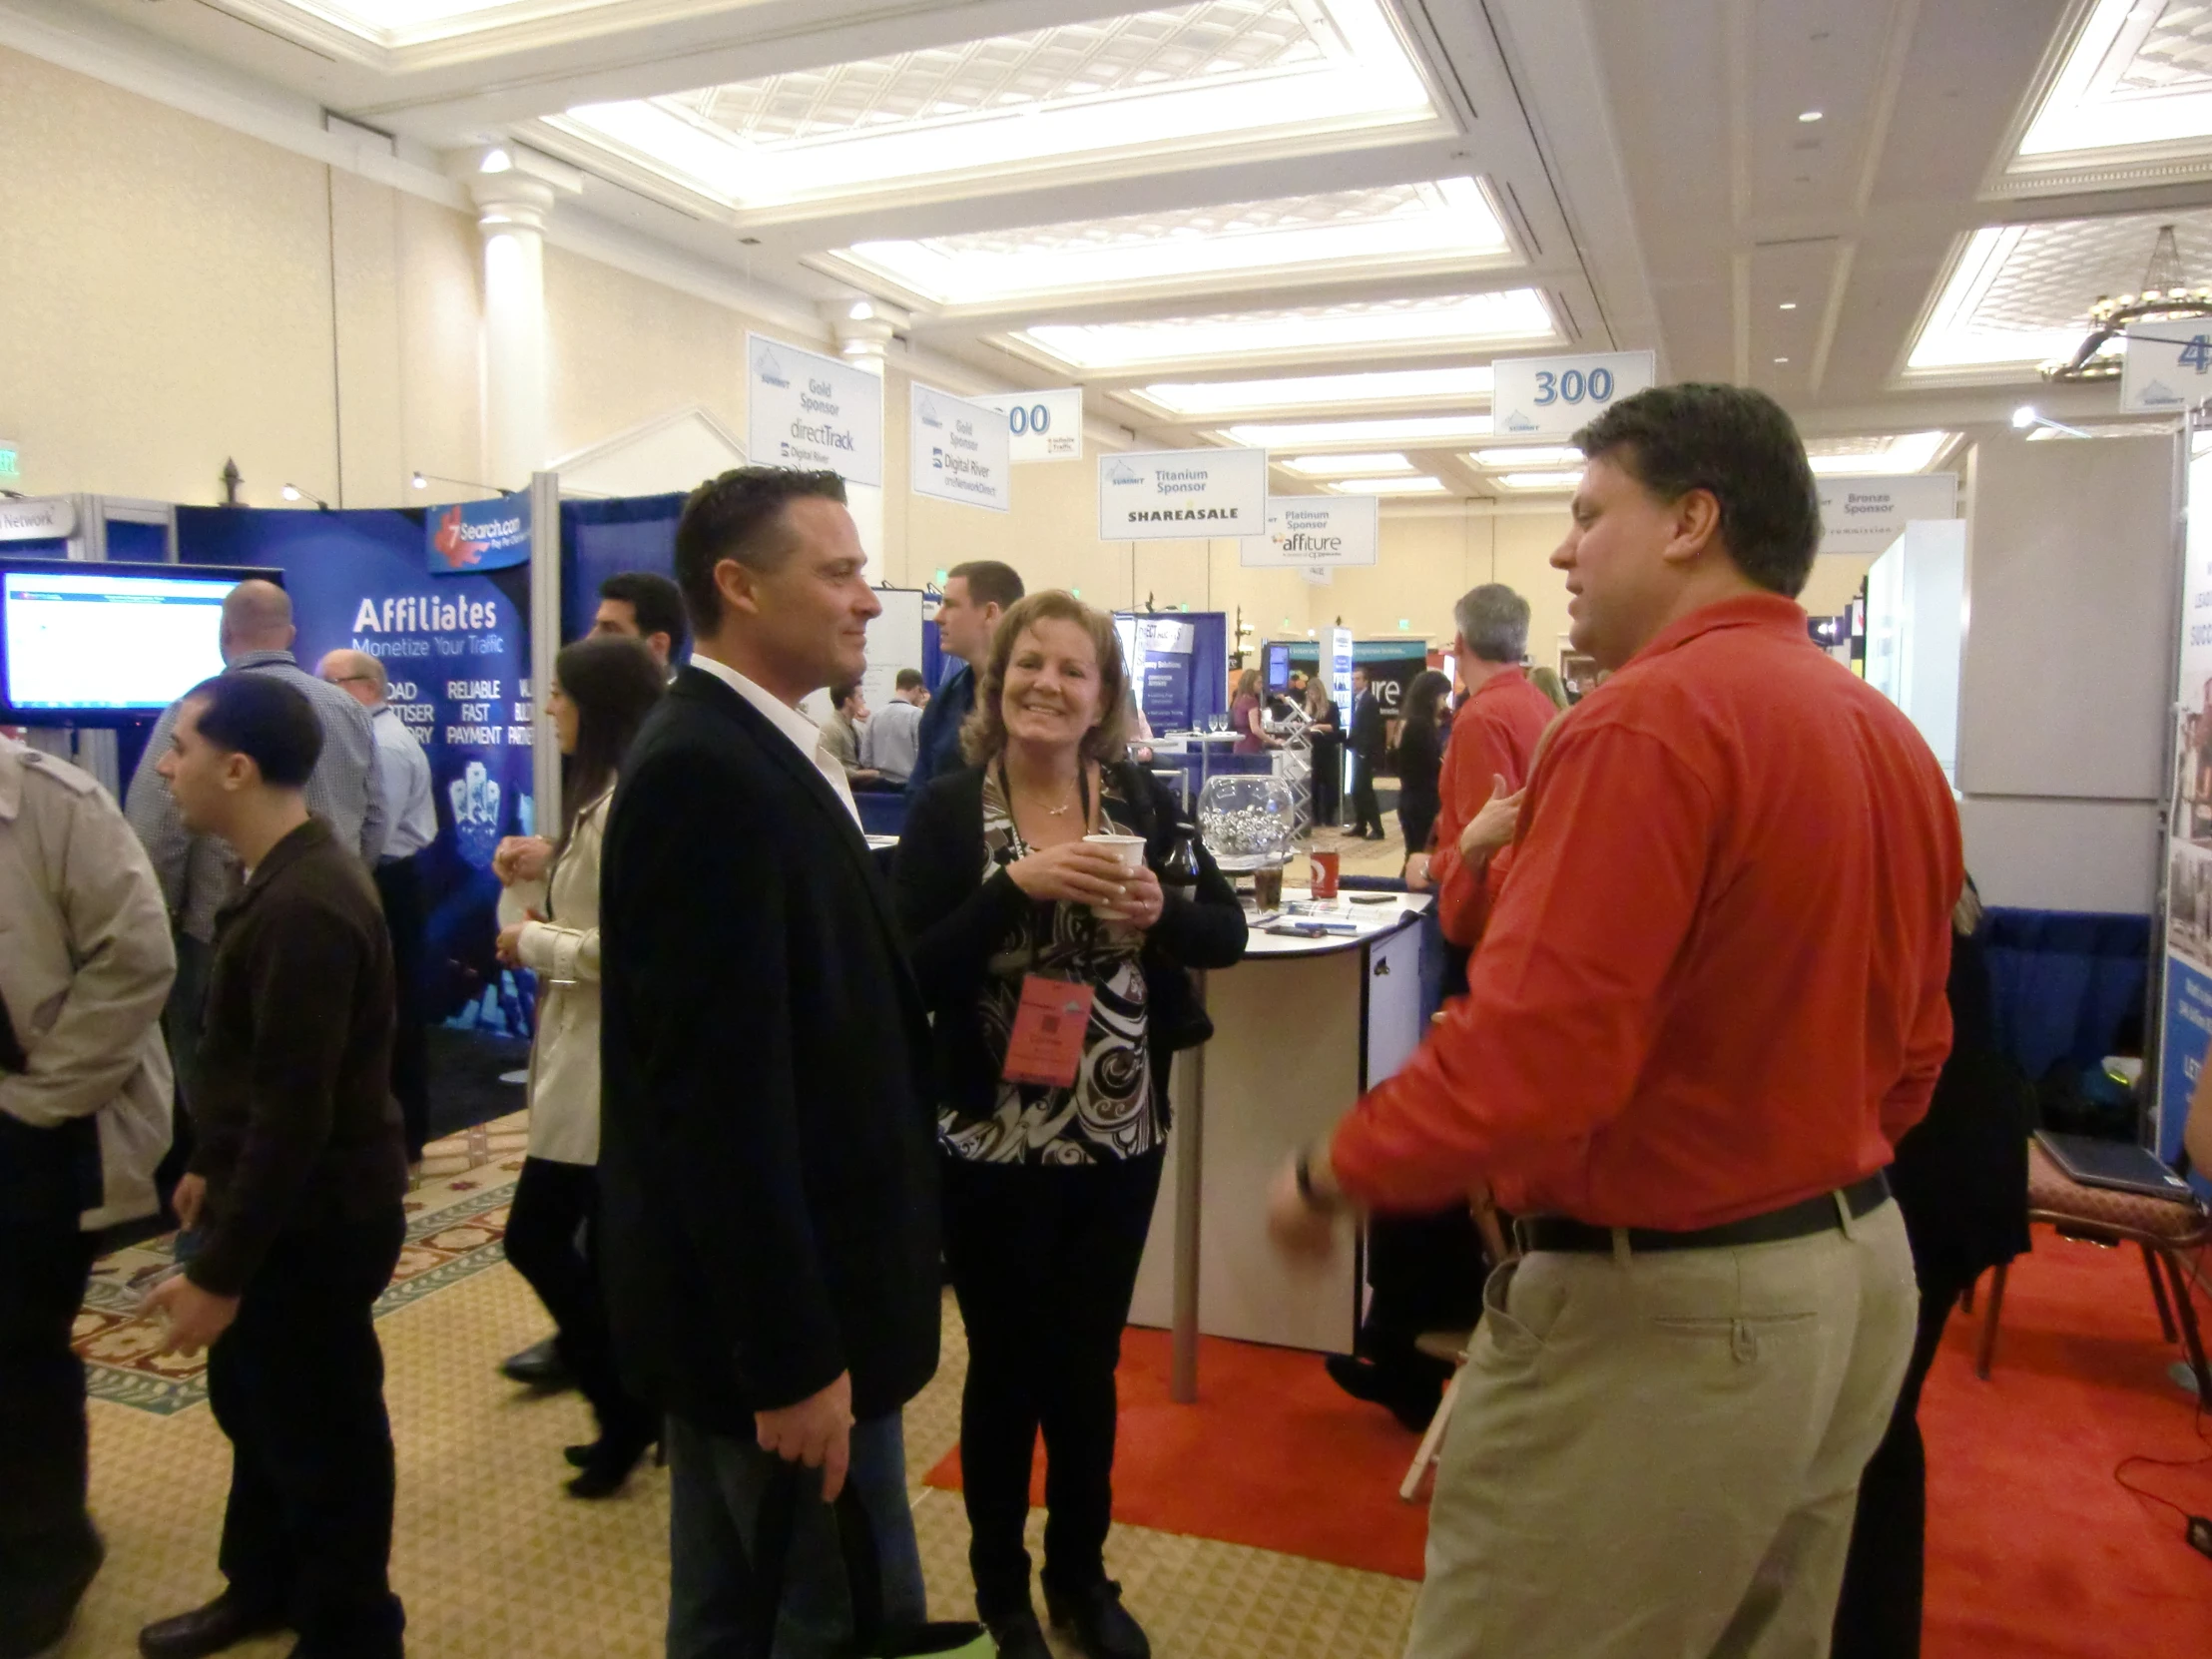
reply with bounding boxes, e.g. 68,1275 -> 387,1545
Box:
1129,890 -> 1431,1401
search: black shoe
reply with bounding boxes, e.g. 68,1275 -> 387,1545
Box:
139,1594 -> 287,1659
0,1529 -> 103,1659
566,1432 -> 656,1499
982,1610 -> 1051,1659
498,1338 -> 573,1390
1045,1581 -> 1149,1659
1325,1354 -> 1442,1432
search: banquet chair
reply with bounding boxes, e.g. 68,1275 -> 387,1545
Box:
1972,1137 -> 2212,1401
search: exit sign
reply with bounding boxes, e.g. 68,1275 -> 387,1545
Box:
0,443 -> 17,480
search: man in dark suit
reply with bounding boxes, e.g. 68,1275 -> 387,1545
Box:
1347,666 -> 1387,839
598,467 -> 942,1658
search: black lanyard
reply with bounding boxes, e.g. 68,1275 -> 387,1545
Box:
998,761 -> 1098,969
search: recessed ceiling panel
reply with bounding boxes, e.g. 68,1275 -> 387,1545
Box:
1906,209 -> 2212,376
1803,431 -> 1952,474
826,177 -> 1512,310
1012,290 -> 1556,373
547,0 -> 1439,213
1219,412 -> 1495,448
2008,0 -> 2212,185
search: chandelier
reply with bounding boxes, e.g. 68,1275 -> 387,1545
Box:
2040,224 -> 2212,383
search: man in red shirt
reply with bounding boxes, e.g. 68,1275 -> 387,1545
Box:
1408,584 -> 1557,948
1271,382 -> 1960,1659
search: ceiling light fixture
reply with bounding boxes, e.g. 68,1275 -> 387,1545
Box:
2041,223 -> 2212,383
1467,444 -> 1582,468
847,300 -> 874,321
1330,475 -> 1447,495
279,483 -> 331,511
1279,452 -> 1417,477
2008,407 -> 2092,440
1803,431 -> 1954,474
1493,470 -> 1581,491
1014,290 -> 1556,373
1222,413 -> 1496,449
1799,110 -> 1823,123
1129,365 -> 1495,419
1774,356 -> 1790,363
479,147 -> 513,174
1780,301 -> 1798,310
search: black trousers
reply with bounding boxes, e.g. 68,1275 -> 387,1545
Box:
373,856 -> 431,1162
1358,1205 -> 1487,1377
208,1210 -> 407,1655
1311,742 -> 1342,827
941,1148 -> 1164,1619
0,1213 -> 101,1647
503,1157 -> 653,1446
1349,754 -> 1384,836
1832,1257 -> 1973,1659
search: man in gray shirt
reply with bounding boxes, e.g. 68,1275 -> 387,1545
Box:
861,668 -> 928,786
125,580 -> 383,1103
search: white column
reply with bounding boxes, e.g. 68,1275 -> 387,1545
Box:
451,147 -> 580,492
828,304 -> 896,582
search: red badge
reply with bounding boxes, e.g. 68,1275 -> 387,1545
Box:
1001,974 -> 1096,1089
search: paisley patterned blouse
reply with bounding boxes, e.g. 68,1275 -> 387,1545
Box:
938,769 -> 1154,1166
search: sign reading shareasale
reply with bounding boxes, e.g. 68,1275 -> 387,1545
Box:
1815,473 -> 1957,556
909,383 -> 1010,511
1242,495 -> 1379,567
747,332 -> 883,487
1098,447 -> 1268,541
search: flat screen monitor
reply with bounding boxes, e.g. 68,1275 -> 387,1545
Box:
1264,642 -> 1292,696
0,560 -> 280,724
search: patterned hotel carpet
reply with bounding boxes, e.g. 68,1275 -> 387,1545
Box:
61,1111 -> 1418,1659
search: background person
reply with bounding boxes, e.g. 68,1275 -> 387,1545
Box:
591,570 -> 688,672
491,635 -> 666,1500
318,650 -> 437,1164
896,592 -> 1246,1659
1229,667 -> 1274,757
1269,382 -> 1960,1659
126,581 -> 384,1149
1303,675 -> 1342,828
862,668 -> 928,786
1346,667 -> 1386,839
1392,670 -> 1451,861
139,674 -> 409,1659
0,737 -> 175,1659
598,468 -> 942,1657
1833,875 -> 2030,1659
821,681 -> 882,787
911,561 -> 1024,797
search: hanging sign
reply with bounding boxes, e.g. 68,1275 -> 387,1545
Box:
1492,349 -> 1656,439
2121,327 -> 2212,414
973,388 -> 1084,461
427,490 -> 530,574
909,383 -> 1011,511
1099,447 -> 1267,540
0,497 -> 73,540
1242,495 -> 1379,568
747,332 -> 884,487
1815,473 -> 1957,556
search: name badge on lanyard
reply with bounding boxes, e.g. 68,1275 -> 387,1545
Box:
1002,974 -> 1095,1089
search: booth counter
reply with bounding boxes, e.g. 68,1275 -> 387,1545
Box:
1130,890 -> 1430,1401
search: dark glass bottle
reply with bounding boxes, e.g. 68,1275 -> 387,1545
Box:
1161,821 -> 1203,899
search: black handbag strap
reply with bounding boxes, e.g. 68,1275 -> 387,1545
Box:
751,1461 -> 884,1657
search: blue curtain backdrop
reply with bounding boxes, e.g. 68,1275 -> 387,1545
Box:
560,493 -> 685,647
178,505 -> 536,1038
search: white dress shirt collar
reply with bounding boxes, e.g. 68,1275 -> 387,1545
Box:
688,653 -> 860,828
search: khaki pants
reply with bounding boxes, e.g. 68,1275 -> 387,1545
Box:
1405,1198 -> 1917,1659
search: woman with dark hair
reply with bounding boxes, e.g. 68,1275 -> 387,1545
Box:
493,634 -> 666,1496
1394,669 -> 1453,858
897,591 -> 1247,1659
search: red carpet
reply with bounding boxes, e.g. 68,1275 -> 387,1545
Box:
927,1238 -> 2212,1653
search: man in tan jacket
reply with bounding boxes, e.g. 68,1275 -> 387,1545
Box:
0,734 -> 176,1659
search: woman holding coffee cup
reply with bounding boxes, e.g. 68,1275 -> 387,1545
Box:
896,591 -> 1246,1659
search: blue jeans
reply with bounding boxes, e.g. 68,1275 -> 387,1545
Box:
667,1410 -> 925,1659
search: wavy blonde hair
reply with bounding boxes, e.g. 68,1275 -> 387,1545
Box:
960,590 -> 1133,767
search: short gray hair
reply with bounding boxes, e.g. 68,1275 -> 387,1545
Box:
1453,584 -> 1530,665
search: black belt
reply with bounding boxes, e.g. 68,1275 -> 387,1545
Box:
1514,1172 -> 1892,1257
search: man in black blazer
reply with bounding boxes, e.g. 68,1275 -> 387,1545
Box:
598,467 -> 941,1657
1348,666 -> 1387,839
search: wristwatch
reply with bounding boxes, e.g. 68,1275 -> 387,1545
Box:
1294,1143 -> 1344,1214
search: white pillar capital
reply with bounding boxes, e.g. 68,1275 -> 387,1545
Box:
466,172 -> 559,234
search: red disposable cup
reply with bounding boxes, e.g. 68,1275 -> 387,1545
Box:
1312,848 -> 1341,898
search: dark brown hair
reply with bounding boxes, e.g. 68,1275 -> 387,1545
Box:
554,635 -> 665,845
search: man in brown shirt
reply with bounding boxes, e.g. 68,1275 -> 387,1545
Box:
141,673 -> 408,1659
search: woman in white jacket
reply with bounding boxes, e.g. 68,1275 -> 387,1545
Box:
493,634 -> 665,1497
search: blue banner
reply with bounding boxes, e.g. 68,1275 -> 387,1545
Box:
180,506 -> 535,1038
2161,956 -> 2212,1165
429,491 -> 531,575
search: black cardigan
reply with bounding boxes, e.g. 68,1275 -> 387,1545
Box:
894,760 -> 1248,1127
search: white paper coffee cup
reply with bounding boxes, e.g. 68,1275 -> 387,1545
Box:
1084,832 -> 1147,917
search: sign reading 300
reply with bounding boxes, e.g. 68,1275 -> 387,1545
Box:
1492,350 -> 1656,440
